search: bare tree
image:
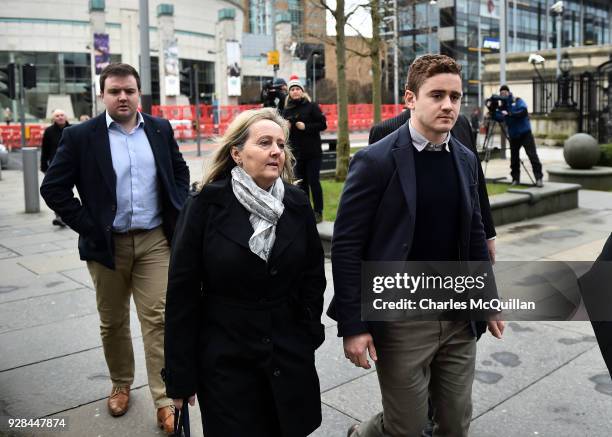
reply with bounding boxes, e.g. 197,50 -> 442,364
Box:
311,0 -> 363,181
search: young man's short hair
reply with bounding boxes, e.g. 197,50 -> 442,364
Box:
99,63 -> 141,93
405,55 -> 462,95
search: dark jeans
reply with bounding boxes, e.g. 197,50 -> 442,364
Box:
294,156 -> 323,214
509,131 -> 543,181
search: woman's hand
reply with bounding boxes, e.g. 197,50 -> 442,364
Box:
295,121 -> 306,130
173,395 -> 196,410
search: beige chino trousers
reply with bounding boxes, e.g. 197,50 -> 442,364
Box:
87,226 -> 173,410
355,321 -> 476,437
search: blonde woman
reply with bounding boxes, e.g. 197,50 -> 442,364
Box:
164,108 -> 326,436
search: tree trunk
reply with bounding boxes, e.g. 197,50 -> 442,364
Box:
370,0 -> 382,124
335,0 -> 350,181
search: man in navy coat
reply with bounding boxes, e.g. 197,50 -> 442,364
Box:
329,55 -> 504,437
40,63 -> 189,434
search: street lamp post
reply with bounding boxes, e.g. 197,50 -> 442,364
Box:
551,1 -> 564,78
312,53 -> 319,102
428,0 -> 437,54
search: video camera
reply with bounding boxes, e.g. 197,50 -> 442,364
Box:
261,78 -> 287,108
485,94 -> 509,113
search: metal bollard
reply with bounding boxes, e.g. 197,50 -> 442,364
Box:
22,147 -> 40,213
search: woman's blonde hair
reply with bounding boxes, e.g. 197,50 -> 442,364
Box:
284,91 -> 311,109
199,107 -> 295,189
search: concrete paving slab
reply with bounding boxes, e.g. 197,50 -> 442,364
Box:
0,245 -> 20,261
544,237 -> 608,261
15,251 -> 85,276
470,347 -> 612,437
43,385 -> 202,437
0,258 -> 36,281
472,322 -> 598,417
0,338 -> 148,419
498,228 -> 609,260
7,241 -> 66,257
0,230 -> 72,250
0,314 -> 141,372
312,403 -> 358,437
321,371 -> 381,422
540,321 -> 596,336
59,267 -> 93,290
0,272 -> 85,304
578,189 -> 612,210
0,288 -> 96,334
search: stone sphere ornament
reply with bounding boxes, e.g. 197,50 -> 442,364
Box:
563,133 -> 600,169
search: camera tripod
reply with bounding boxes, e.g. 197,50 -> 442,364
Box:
481,116 -> 536,185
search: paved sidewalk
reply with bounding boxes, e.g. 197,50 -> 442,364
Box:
1,146 -> 612,436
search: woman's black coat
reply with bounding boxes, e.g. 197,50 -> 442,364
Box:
282,98 -> 327,159
164,177 -> 326,437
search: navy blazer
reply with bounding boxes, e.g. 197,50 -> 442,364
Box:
328,123 -> 489,338
40,112 -> 190,269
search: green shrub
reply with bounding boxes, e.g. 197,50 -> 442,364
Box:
598,143 -> 612,167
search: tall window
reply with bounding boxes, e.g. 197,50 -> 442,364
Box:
249,0 -> 272,34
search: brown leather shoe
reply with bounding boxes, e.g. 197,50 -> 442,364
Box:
157,405 -> 175,435
107,386 -> 130,417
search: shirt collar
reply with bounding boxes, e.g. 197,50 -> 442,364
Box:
408,119 -> 451,152
105,111 -> 145,131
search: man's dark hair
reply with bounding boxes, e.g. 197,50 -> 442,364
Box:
99,63 -> 141,93
405,55 -> 462,96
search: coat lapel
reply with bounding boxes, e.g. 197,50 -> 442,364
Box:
450,137 -> 473,253
142,114 -> 171,187
90,113 -> 116,196
391,124 -> 417,237
215,185 -> 254,252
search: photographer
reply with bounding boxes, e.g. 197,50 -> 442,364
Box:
282,75 -> 327,223
492,84 -> 543,187
261,77 -> 288,112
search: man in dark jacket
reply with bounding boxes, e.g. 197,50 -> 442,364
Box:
41,108 -> 70,227
40,63 -> 190,434
335,55 -> 504,437
369,104 -> 497,263
493,84 -> 543,187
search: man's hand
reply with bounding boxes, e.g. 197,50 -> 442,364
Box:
296,121 -> 306,130
501,110 -> 509,116
343,333 -> 378,369
487,318 -> 505,339
173,395 -> 196,410
487,239 -> 496,265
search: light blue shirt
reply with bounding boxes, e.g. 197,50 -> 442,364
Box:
106,111 -> 162,232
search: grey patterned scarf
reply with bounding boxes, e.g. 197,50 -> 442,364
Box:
231,166 -> 285,262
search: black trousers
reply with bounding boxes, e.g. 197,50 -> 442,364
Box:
509,131 -> 543,181
295,156 -> 323,214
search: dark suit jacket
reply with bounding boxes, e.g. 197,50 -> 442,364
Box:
164,178 -> 325,436
368,111 -> 496,240
40,112 -> 190,269
329,123 -> 489,338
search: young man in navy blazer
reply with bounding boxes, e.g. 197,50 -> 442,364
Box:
40,63 -> 189,434
329,55 -> 504,437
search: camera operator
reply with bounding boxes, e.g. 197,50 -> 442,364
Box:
261,77 -> 288,112
492,84 -> 543,187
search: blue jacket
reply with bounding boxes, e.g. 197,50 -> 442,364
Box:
494,94 -> 532,139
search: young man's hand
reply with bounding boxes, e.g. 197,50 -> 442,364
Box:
343,333 -> 378,369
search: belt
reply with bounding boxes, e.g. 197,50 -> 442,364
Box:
112,228 -> 154,236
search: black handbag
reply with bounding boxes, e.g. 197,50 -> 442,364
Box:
173,399 -> 190,437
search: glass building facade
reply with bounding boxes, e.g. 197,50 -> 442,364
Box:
392,0 -> 612,108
